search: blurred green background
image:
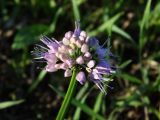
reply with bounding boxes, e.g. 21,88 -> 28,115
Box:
0,0 -> 160,120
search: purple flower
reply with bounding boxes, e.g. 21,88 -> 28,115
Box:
32,21 -> 116,94
76,71 -> 86,85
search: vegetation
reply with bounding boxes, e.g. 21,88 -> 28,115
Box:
0,0 -> 160,119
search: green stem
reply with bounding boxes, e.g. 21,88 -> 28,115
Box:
56,68 -> 78,120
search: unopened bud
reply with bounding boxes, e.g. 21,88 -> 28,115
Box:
62,37 -> 70,45
60,63 -> 69,70
65,31 -> 73,39
83,52 -> 92,61
70,37 -> 76,44
80,31 -> 87,38
76,56 -> 84,64
85,36 -> 90,43
79,36 -> 85,42
76,40 -> 82,48
81,44 -> 88,53
87,60 -> 95,68
76,71 -> 86,85
64,69 -> 72,77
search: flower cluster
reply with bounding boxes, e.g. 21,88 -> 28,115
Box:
32,22 -> 116,94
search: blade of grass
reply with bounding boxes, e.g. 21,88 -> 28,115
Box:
49,85 -> 106,120
92,92 -> 103,120
139,0 -> 152,53
112,25 -> 135,44
119,60 -> 132,69
73,83 -> 89,120
49,7 -> 63,33
117,73 -> 142,84
71,0 -> 80,20
89,12 -> 123,36
0,100 -> 24,109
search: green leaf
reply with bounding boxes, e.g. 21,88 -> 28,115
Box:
118,73 -> 142,84
119,60 -> 132,69
12,24 -> 49,49
139,0 -> 152,50
89,12 -> 123,36
0,100 -> 24,109
112,25 -> 135,44
92,92 -> 103,120
49,85 -> 106,120
49,7 -> 63,33
73,83 -> 89,120
71,0 -> 80,20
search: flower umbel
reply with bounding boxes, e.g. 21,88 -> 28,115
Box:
32,21 -> 116,94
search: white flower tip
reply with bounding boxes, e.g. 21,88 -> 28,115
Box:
65,31 -> 73,39
76,40 -> 82,48
87,60 -> 95,68
64,69 -> 72,77
76,71 -> 86,85
81,44 -> 89,53
80,31 -> 87,38
62,37 -> 70,45
76,56 -> 84,64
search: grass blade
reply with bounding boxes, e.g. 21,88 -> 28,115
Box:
73,83 -> 89,120
112,25 -> 135,44
139,0 -> 152,50
89,12 -> 123,36
0,100 -> 24,110
92,92 -> 103,120
118,73 -> 142,84
71,0 -> 80,20
49,85 -> 106,120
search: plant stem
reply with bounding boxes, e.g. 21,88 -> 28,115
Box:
56,68 -> 78,120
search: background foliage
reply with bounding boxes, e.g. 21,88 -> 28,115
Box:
0,0 -> 160,119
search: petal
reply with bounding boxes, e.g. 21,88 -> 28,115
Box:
45,63 -> 57,72
87,37 -> 100,48
97,59 -> 110,68
64,69 -> 72,77
76,71 -> 86,85
44,53 -> 57,63
96,48 -> 107,58
76,56 -> 84,65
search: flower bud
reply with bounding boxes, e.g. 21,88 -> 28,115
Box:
65,31 -> 73,39
79,36 -> 85,42
80,31 -> 87,38
54,64 -> 61,69
87,60 -> 95,68
83,52 -> 92,61
85,36 -> 90,43
66,59 -> 74,67
81,44 -> 88,53
76,56 -> 84,64
62,37 -> 70,45
60,63 -> 69,70
59,54 -> 68,62
69,43 -> 75,49
76,71 -> 86,85
76,40 -> 82,48
70,37 -> 76,44
68,49 -> 75,56
45,64 -> 58,72
64,69 -> 72,77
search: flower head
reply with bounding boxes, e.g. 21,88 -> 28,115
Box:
32,21 -> 116,94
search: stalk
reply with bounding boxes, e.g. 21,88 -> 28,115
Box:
56,68 -> 78,120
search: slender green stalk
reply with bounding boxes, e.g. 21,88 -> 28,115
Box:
56,68 -> 78,120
